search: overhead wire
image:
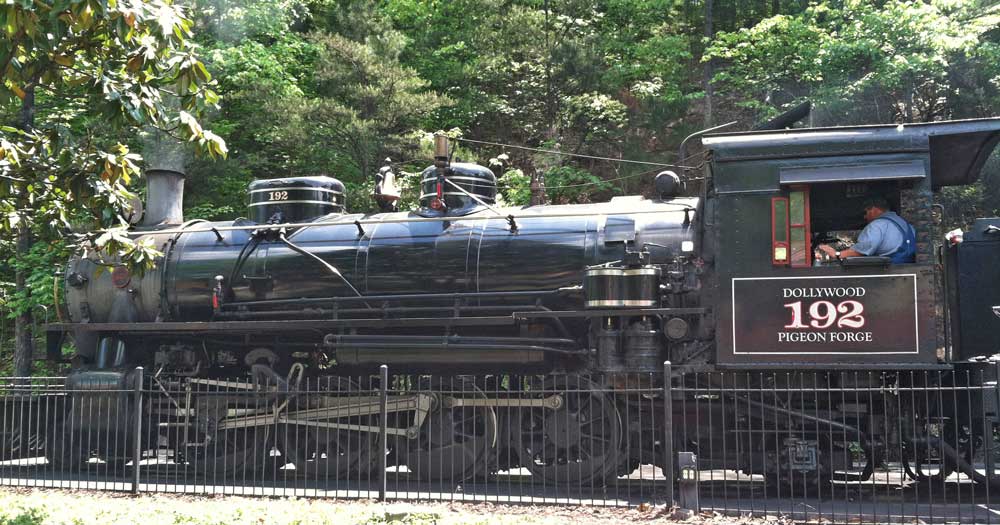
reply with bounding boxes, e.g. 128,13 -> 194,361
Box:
384,136 -> 712,191
453,137 -> 697,169
520,165 -> 706,191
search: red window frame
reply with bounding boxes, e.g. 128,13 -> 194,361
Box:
771,196 -> 790,266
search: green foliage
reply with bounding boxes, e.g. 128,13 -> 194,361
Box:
0,0 -> 226,269
544,165 -> 616,204
176,0 -> 716,228
560,93 -> 628,146
0,0 -> 228,374
497,169 -> 531,207
184,34 -> 318,220
190,0 -> 309,43
264,30 -> 450,197
3,239 -> 69,318
385,0 -> 694,181
937,150 -> 1000,230
706,0 -> 1000,124
0,507 -> 45,525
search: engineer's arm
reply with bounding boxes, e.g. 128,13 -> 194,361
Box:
817,244 -> 864,258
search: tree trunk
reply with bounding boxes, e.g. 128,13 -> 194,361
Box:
903,79 -> 915,122
13,85 -> 35,378
772,0 -> 780,16
704,0 -> 715,128
13,227 -> 33,377
543,0 -> 556,130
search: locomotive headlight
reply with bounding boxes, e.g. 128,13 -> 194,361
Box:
681,240 -> 694,253
774,246 -> 788,262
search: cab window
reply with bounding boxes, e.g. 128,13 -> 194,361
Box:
771,187 -> 810,267
771,180 -> 907,266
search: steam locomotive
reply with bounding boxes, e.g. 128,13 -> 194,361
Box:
41,113 -> 1000,487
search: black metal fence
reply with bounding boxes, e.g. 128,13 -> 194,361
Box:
2,363 -> 1000,524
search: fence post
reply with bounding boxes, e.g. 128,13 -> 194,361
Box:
132,366 -> 143,495
378,364 -> 388,502
990,361 -> 1000,482
663,361 -> 674,506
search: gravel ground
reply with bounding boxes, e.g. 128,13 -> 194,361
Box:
0,488 -> 786,525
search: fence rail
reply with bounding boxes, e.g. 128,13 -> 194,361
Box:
1,363 -> 999,524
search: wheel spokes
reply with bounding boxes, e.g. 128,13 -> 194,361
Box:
515,376 -> 621,486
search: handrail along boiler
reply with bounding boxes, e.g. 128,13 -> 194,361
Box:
41,114 -> 1000,487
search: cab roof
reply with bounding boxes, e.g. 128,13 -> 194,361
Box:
702,117 -> 1000,190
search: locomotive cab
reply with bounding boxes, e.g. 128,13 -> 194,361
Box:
704,119 -> 1000,369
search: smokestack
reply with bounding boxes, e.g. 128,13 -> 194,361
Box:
141,115 -> 189,226
142,168 -> 185,226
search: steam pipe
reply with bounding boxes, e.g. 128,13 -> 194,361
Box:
213,304 -> 543,320
219,286 -> 580,310
323,335 -> 587,356
329,334 -> 579,346
331,342 -> 585,356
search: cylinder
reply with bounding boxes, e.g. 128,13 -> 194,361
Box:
624,324 -> 663,372
585,268 -> 624,308
596,327 -> 623,373
623,267 -> 661,307
143,169 -> 185,226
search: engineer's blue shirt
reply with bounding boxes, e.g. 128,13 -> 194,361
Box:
853,211 -> 908,256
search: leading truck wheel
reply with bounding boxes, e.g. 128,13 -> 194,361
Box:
46,425 -> 86,470
515,376 -> 622,487
283,377 -> 376,480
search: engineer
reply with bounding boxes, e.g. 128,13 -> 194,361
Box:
816,196 -> 916,263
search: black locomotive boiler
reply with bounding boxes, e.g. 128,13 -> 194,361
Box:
43,115 -> 1000,487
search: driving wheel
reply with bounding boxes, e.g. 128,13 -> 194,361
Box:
186,395 -> 275,479
515,375 -> 621,486
402,377 -> 497,482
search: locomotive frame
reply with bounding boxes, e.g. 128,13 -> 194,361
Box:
41,115 -> 1000,488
